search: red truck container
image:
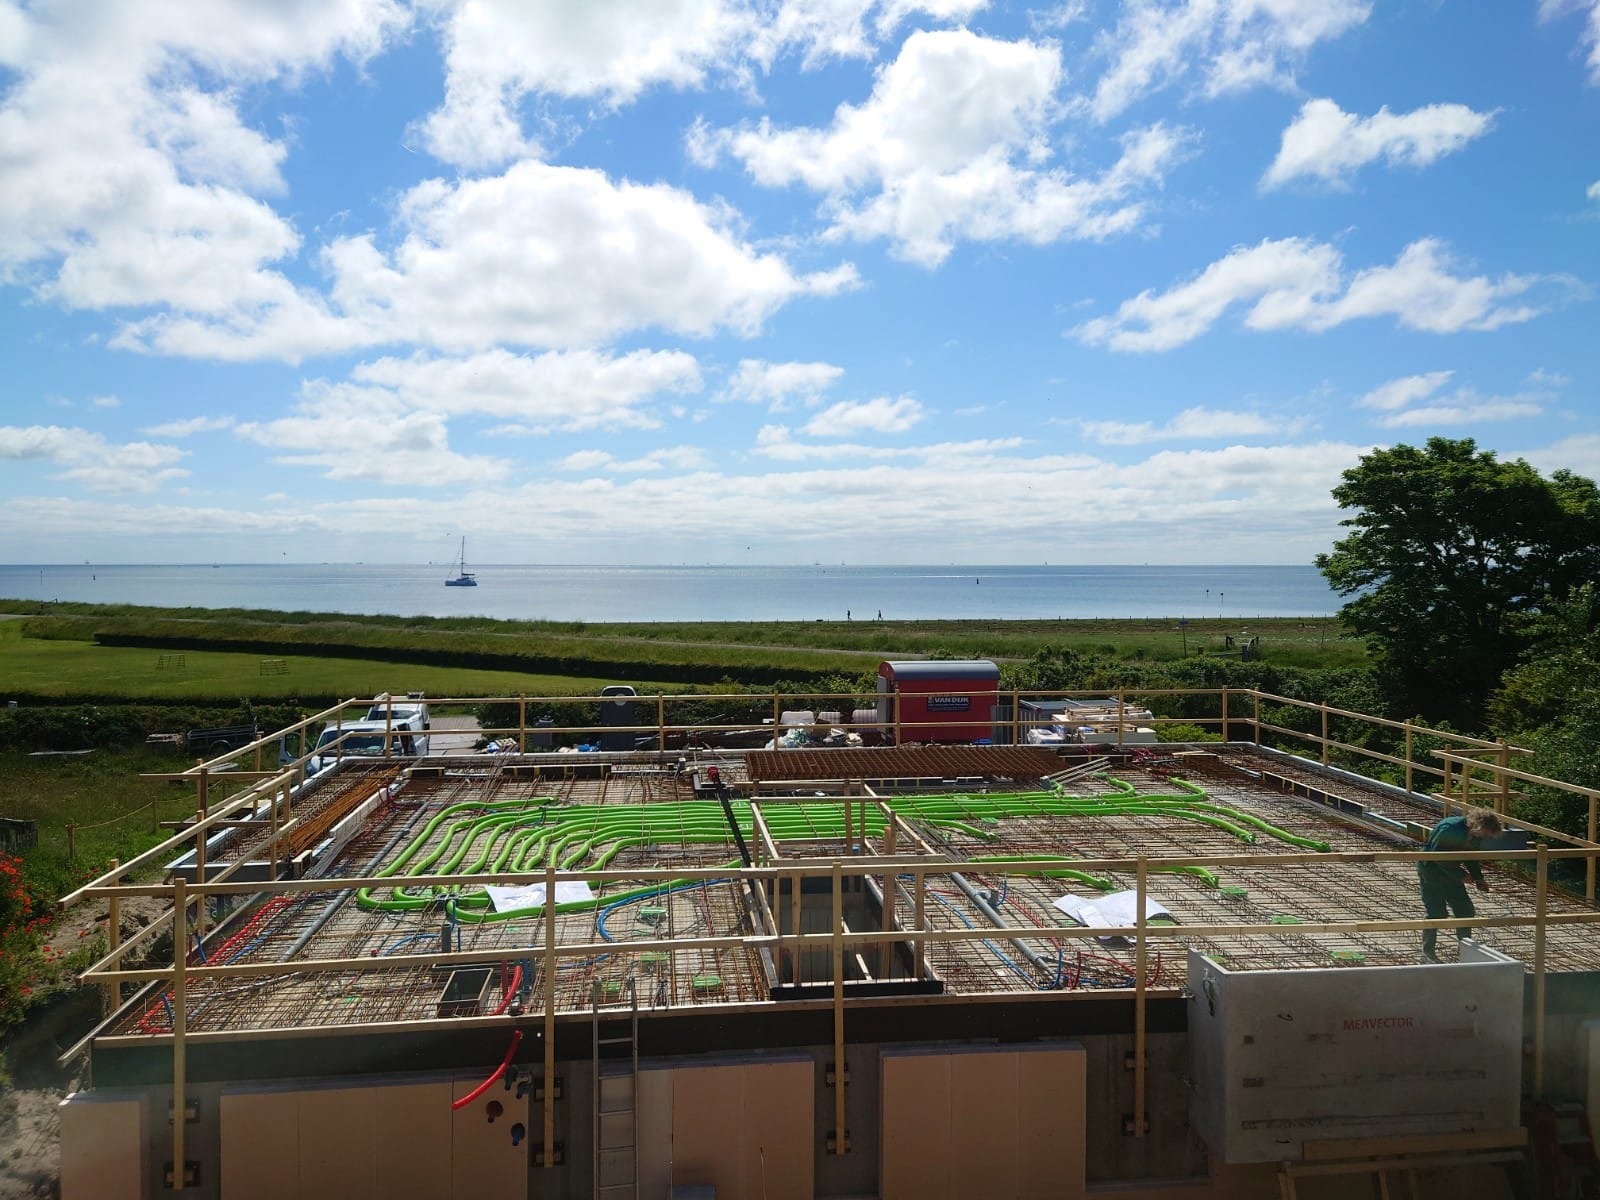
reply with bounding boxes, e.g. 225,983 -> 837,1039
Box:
877,659 -> 1000,744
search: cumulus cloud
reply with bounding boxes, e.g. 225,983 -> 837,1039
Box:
0,0 -> 407,321
555,445 -> 711,473
0,424 -> 187,492
1074,237 -> 1559,352
1355,371 -> 1453,412
1263,99 -> 1495,189
1076,405 -> 1302,445
416,0 -> 753,168
117,162 -> 857,360
1373,393 -> 1542,429
800,395 -> 925,435
1090,0 -> 1370,122
234,384 -> 508,487
142,415 -> 238,437
723,359 -> 845,406
1525,433 -> 1600,481
754,424 -> 1023,460
1542,0 -> 1600,85
350,348 -> 703,431
1355,371 -> 1549,428
698,28 -> 1191,265
415,0 -> 1000,166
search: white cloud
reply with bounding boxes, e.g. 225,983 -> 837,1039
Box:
1356,371 -> 1548,428
0,424 -> 187,492
351,348 -> 703,431
1542,0 -> 1600,85
1525,433 -> 1600,481
1356,371 -> 1453,412
142,415 -> 238,437
555,450 -> 617,471
1077,405 -> 1301,445
723,359 -> 845,406
555,445 -> 712,473
1,438 -> 1372,564
1589,179 -> 1600,202
1373,394 -> 1542,429
91,395 -> 121,409
755,424 -> 1024,460
801,395 -> 925,436
417,0 -> 754,168
1263,98 -> 1495,189
234,384 -> 509,486
700,28 -> 1191,265
1526,368 -> 1571,387
1075,237 -> 1556,352
416,0 -> 1001,167
0,0 -> 407,322
1090,0 -> 1370,122
119,162 -> 857,360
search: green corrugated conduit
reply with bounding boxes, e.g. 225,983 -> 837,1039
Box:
354,780 -> 1325,922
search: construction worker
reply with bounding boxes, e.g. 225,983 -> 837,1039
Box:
1418,806 -> 1503,962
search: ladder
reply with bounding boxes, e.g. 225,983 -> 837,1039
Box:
593,978 -> 639,1200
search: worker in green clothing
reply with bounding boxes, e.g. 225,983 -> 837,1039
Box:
1418,806 -> 1503,962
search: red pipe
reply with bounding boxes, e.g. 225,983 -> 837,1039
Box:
492,966 -> 523,1016
451,1029 -> 523,1111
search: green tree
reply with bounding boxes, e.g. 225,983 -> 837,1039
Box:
1316,438 -> 1600,728
1490,585 -> 1600,837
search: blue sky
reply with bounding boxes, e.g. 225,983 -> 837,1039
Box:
2,0 -> 1597,566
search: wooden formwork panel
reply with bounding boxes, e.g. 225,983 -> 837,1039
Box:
59,1091 -> 147,1200
220,1078 -> 462,1200
636,1057 -> 815,1199
880,1043 -> 1086,1200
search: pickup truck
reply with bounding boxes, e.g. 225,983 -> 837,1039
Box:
366,692 -> 430,729
306,714 -> 429,776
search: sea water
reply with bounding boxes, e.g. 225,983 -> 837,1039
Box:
0,563 -> 1341,623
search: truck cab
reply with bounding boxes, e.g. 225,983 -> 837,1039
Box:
307,714 -> 429,776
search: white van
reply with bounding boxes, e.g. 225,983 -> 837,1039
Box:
307,714 -> 429,775
366,692 -> 430,729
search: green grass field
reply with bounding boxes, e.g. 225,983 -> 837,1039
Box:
0,618 -> 655,700
0,605 -> 1365,700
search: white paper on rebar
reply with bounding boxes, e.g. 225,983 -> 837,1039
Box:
1053,890 -> 1173,939
483,881 -> 595,911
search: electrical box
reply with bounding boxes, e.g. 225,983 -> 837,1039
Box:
1186,947 -> 1524,1163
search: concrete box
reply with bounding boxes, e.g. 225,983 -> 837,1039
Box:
1186,949 -> 1524,1163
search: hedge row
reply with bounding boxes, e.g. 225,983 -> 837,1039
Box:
90,631 -> 836,687
0,703 -> 306,752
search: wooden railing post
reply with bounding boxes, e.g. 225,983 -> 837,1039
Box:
543,859 -> 557,1166
1404,722 -> 1415,795
1133,855 -> 1148,1140
171,876 -> 188,1190
1534,843 -> 1549,1100
103,858 -> 120,1017
1221,689 -> 1230,743
832,861 -> 847,1155
1588,798 -> 1597,903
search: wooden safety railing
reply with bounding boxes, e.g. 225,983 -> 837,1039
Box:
57,687 -> 1600,1175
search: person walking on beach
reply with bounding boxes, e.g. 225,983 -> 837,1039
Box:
1418,806 -> 1502,962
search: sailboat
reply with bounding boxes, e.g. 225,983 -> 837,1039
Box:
444,537 -> 478,587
